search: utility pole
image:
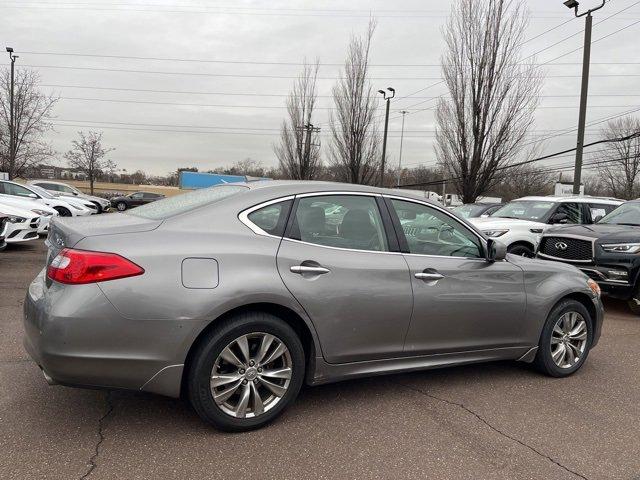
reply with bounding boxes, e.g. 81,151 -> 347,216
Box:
6,47 -> 17,179
563,0 -> 606,194
377,87 -> 395,187
396,110 -> 408,187
296,123 -> 320,180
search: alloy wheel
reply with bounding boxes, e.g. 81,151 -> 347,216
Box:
550,311 -> 588,369
210,332 -> 292,419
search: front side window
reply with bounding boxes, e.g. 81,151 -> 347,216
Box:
391,199 -> 482,258
246,200 -> 292,237
130,192 -> 144,199
589,203 -> 616,222
555,202 -> 583,224
288,195 -> 388,252
2,182 -> 37,198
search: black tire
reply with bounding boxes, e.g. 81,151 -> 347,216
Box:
116,202 -> 127,212
90,201 -> 102,213
187,311 -> 305,432
533,299 -> 593,377
507,244 -> 535,258
54,206 -> 71,217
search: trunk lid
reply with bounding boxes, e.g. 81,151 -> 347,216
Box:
45,213 -> 162,267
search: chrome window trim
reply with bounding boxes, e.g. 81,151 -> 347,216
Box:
281,236 -> 401,255
383,194 -> 487,260
238,195 -> 295,238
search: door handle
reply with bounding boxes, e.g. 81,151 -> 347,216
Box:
290,265 -> 330,275
415,272 -> 444,281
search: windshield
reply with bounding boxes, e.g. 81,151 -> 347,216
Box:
492,201 -> 555,221
598,202 -> 640,226
453,204 -> 486,218
128,184 -> 248,220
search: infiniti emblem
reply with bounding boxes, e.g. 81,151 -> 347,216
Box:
555,241 -> 568,250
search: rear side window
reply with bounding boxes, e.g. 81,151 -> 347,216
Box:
287,195 -> 388,252
129,185 -> 248,220
246,200 -> 292,237
589,203 -> 616,221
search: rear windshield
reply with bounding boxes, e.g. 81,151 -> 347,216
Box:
128,185 -> 248,220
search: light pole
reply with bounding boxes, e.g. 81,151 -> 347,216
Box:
396,110 -> 408,187
6,47 -> 17,178
563,0 -> 606,194
378,87 -> 395,187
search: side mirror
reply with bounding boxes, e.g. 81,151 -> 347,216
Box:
486,239 -> 507,262
28,193 -> 38,199
550,212 -> 568,224
593,214 -> 603,223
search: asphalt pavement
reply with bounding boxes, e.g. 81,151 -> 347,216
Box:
1,239 -> 638,480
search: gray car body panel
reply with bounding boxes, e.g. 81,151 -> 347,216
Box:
23,181 -> 604,397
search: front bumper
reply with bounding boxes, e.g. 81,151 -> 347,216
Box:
5,221 -> 39,243
23,270 -> 186,397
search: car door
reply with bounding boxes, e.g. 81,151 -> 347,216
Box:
386,197 -> 527,355
276,193 -> 413,364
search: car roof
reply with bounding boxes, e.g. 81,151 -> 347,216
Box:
513,195 -> 623,204
239,180 -> 445,205
30,180 -> 71,186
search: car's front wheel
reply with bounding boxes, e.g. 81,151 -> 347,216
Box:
187,311 -> 305,431
54,206 -> 71,217
534,299 -> 593,377
116,202 -> 127,211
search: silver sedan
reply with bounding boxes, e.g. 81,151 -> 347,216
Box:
24,181 -> 603,431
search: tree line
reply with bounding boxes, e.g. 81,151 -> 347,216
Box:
1,0 -> 639,201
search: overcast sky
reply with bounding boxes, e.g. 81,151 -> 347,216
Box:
2,0 -> 639,177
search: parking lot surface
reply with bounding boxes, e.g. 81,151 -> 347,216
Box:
1,239 -> 639,480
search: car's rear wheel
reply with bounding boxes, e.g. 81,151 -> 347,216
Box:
507,244 -> 534,258
626,287 -> 640,315
116,202 -> 127,211
187,311 -> 305,431
533,299 -> 593,377
54,206 -> 71,217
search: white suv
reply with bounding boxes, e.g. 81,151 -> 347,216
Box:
468,196 -> 623,257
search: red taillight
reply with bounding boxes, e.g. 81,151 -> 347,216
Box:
47,248 -> 144,285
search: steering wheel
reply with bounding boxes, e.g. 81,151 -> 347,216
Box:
437,224 -> 455,242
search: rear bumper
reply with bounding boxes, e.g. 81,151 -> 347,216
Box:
23,270 -> 187,397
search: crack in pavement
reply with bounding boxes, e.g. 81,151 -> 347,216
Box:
393,380 -> 589,480
80,391 -> 114,480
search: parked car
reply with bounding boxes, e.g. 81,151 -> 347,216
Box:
110,191 -> 165,211
469,196 -> 623,257
28,184 -> 98,215
453,203 -> 504,218
537,199 -> 640,314
0,212 -> 7,251
0,180 -> 94,217
29,180 -> 111,213
0,196 -> 57,235
25,182 -> 603,431
0,202 -> 40,244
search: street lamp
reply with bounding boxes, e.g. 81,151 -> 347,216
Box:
396,110 -> 408,187
378,87 -> 395,187
6,47 -> 17,178
564,0 -> 606,194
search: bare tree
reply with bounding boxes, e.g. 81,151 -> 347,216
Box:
595,116 -> 640,200
0,68 -> 58,179
328,19 -> 380,185
64,131 -> 115,194
435,0 -> 541,203
495,164 -> 552,200
274,60 -> 321,180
